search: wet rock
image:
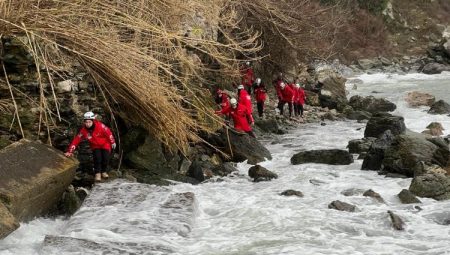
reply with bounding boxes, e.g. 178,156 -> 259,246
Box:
187,160 -> 206,182
248,165 -> 278,182
291,149 -> 354,165
343,106 -> 372,121
382,132 -> 450,177
328,200 -> 356,212
61,185 -> 82,216
341,188 -> 365,196
364,113 -> 406,138
358,59 -> 381,70
309,179 -> 328,186
398,189 -> 421,204
211,162 -> 238,176
363,189 -> 385,203
413,162 -> 448,176
385,173 -> 408,179
349,95 -> 396,114
280,189 -> 304,197
405,91 -> 435,107
0,202 -> 19,239
255,118 -> 281,134
347,137 -> 377,154
422,122 -> 445,136
362,130 -> 395,170
422,63 -> 450,74
305,91 -> 320,106
75,187 -> 89,201
409,173 -> 450,201
0,139 -> 77,223
387,210 -> 405,230
56,80 -> 75,93
428,100 -> 450,115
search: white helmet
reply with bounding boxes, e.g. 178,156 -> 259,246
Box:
256,78 -> 261,85
280,82 -> 286,89
230,98 -> 237,105
295,83 -> 300,88
83,111 -> 96,120
246,61 -> 251,66
237,84 -> 244,90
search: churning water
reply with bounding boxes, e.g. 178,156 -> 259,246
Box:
1,72 -> 450,255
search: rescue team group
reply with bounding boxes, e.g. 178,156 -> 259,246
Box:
64,62 -> 306,181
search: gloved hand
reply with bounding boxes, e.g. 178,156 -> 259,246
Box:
112,143 -> 116,150
64,152 -> 73,157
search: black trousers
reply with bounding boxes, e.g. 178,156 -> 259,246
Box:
92,149 -> 110,174
245,85 -> 252,95
278,101 -> 293,117
294,103 -> 304,117
257,101 -> 264,117
246,131 -> 256,138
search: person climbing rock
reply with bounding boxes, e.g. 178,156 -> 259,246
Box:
294,83 -> 306,117
216,98 -> 256,138
237,84 -> 253,114
253,78 -> 267,118
65,111 -> 116,182
240,61 -> 255,94
215,88 -> 230,110
273,72 -> 285,102
278,82 -> 294,118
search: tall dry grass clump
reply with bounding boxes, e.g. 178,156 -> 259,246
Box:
0,0 -> 260,151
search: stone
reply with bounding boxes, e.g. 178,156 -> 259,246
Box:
409,173 -> 450,200
328,200 -> 356,212
344,106 -> 372,121
347,137 -> 377,154
387,211 -> 405,231
397,189 -> 421,204
382,132 -> 450,177
341,188 -> 365,196
428,100 -> 450,115
187,160 -> 206,182
316,69 -> 348,111
422,122 -> 445,136
56,80 -> 75,93
405,91 -> 435,107
358,59 -> 382,70
349,95 -> 396,114
364,113 -> 406,138
362,130 -> 395,170
291,149 -> 354,165
0,139 -> 77,223
280,189 -> 304,197
211,162 -> 238,176
305,91 -> 320,106
61,185 -> 82,216
422,63 -> 450,74
255,118 -> 281,134
0,202 -> 19,239
248,165 -> 278,182
363,189 -> 385,203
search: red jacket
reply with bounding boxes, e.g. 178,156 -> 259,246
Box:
67,120 -> 115,153
219,92 -> 230,109
241,67 -> 255,88
296,88 -> 306,105
217,104 -> 254,132
281,85 -> 294,102
238,89 -> 253,113
274,79 -> 283,100
254,86 -> 267,103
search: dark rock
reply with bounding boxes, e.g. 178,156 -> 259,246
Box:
409,173 -> 450,201
60,185 -> 82,216
291,149 -> 354,165
211,162 -> 238,176
75,187 -> 89,201
347,137 -> 377,154
316,70 -> 348,111
398,189 -> 421,204
187,160 -> 206,182
319,94 -> 347,111
0,202 -> 19,239
255,118 -> 281,134
309,179 -> 328,186
382,132 -> 450,177
428,100 -> 450,115
305,91 -> 320,106
364,113 -> 406,138
385,173 -> 408,178
328,200 -> 356,212
387,210 -> 405,230
248,165 -> 278,182
346,110 -> 372,121
422,63 -> 450,74
362,130 -> 395,170
341,188 -> 365,196
349,95 -> 396,114
363,189 -> 385,203
280,189 -> 304,197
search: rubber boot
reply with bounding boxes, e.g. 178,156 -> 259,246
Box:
95,173 -> 101,182
101,172 -> 109,179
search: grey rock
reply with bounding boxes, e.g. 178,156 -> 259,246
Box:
398,189 -> 421,204
409,173 -> 450,201
364,113 -> 406,138
280,189 -> 304,197
388,210 -> 405,230
362,130 -> 395,170
212,162 -> 238,176
422,63 -> 450,74
349,95 -> 396,114
347,137 -> 377,154
363,189 -> 385,203
255,118 -> 281,134
341,188 -> 365,196
248,165 -> 278,182
291,149 -> 354,165
328,200 -> 357,212
428,100 -> 450,115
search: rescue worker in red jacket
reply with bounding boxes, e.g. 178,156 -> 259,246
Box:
273,72 -> 285,101
294,83 -> 307,117
215,89 -> 230,110
216,98 -> 255,138
253,78 -> 267,118
278,82 -> 294,117
65,111 -> 116,182
240,62 -> 255,94
237,84 -> 253,114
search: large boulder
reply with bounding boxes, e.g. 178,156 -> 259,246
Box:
328,200 -> 356,212
398,189 -> 421,204
364,113 -> 406,138
0,203 -> 19,239
428,100 -> 450,115
316,69 -> 348,111
422,122 -> 445,136
349,95 -> 396,114
347,137 -> 377,154
362,130 -> 395,170
405,91 -> 435,107
291,149 -> 354,165
254,118 -> 282,134
248,165 -> 278,182
343,106 -> 372,121
422,63 -> 450,74
0,140 -> 77,225
409,173 -> 450,200
205,129 -> 272,165
382,132 -> 450,177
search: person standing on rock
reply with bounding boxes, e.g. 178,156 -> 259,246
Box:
237,84 -> 253,114
215,98 -> 256,138
240,61 -> 255,94
294,83 -> 306,118
253,78 -> 267,118
278,82 -> 294,118
65,111 -> 116,182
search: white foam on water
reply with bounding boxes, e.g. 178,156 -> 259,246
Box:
1,72 -> 450,255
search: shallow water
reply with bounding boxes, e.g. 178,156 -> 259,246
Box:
1,72 -> 450,255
